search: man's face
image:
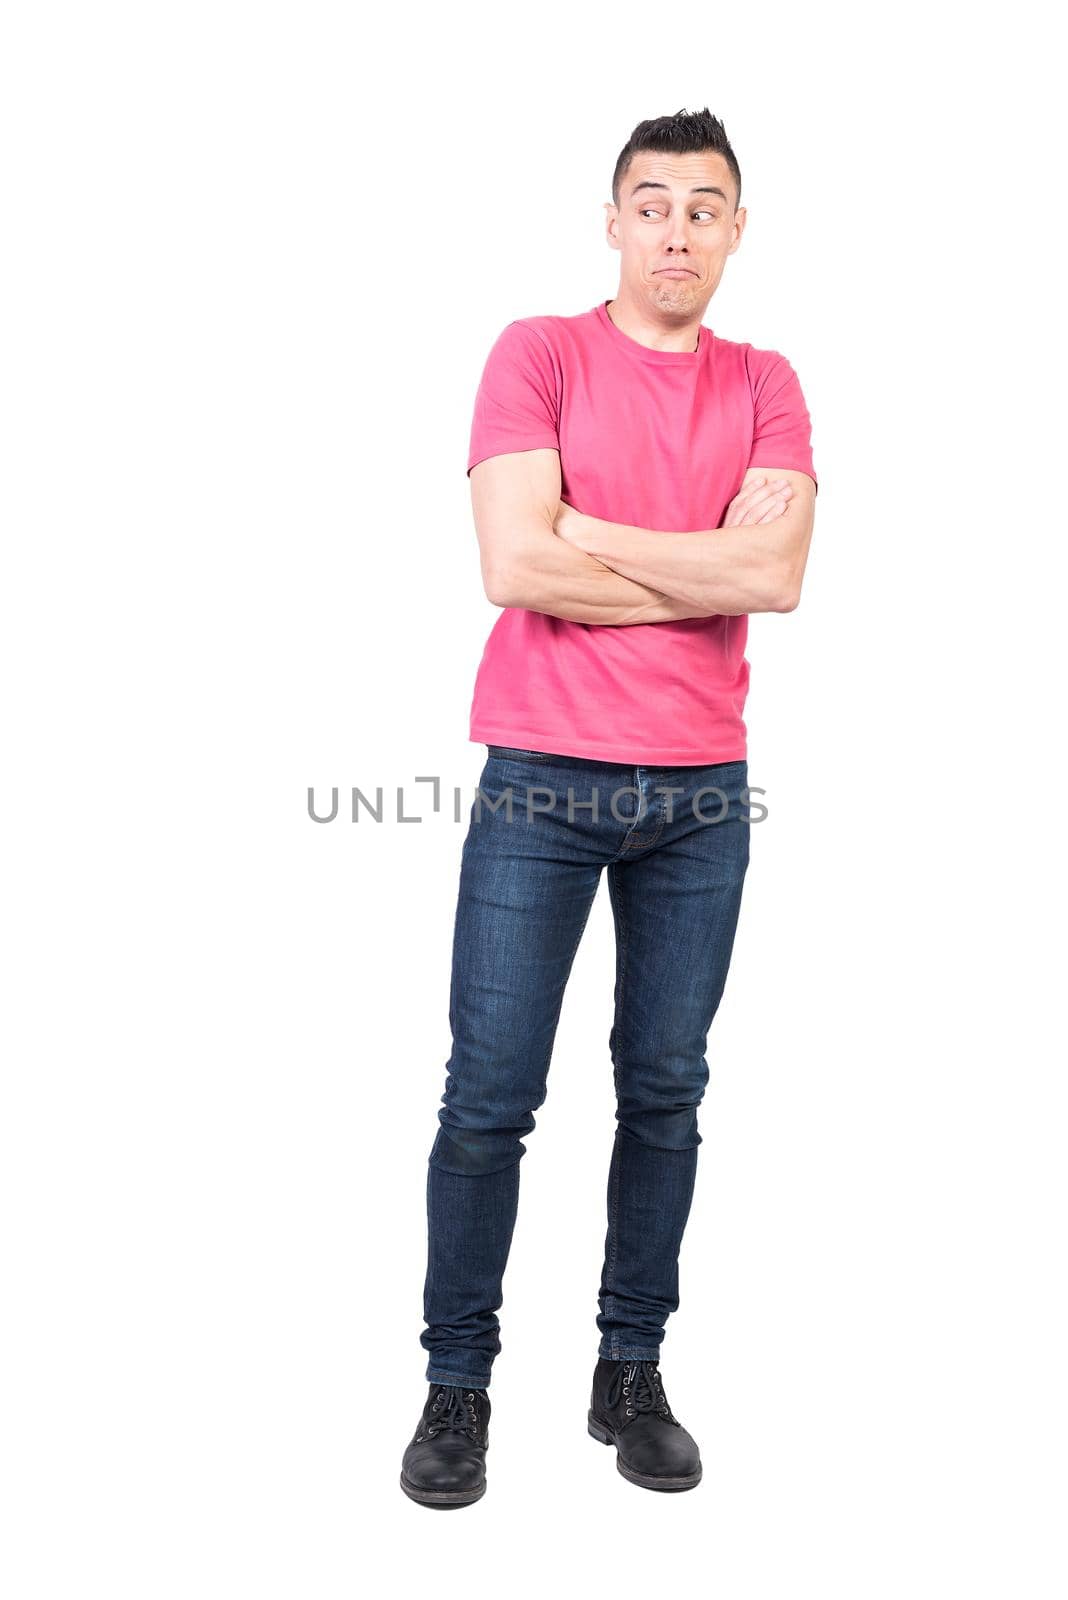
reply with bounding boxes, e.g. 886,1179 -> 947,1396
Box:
604,150 -> 746,316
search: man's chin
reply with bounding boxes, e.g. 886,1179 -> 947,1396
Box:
649,279 -> 699,307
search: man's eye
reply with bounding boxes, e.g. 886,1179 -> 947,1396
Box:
639,208 -> 718,221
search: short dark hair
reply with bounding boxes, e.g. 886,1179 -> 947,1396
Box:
611,107 -> 741,213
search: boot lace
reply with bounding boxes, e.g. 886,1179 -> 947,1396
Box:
606,1360 -> 679,1427
416,1385 -> 483,1443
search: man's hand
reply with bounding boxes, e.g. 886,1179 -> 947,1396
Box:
722,476 -> 794,526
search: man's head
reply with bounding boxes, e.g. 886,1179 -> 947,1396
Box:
606,108 -> 746,320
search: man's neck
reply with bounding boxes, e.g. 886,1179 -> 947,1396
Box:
605,295 -> 702,354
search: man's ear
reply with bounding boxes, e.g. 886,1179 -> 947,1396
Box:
604,202 -> 621,251
729,206 -> 747,252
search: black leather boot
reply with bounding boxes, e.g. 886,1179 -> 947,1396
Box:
400,1382 -> 491,1508
588,1357 -> 702,1491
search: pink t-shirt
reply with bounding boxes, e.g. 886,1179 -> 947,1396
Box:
466,299 -> 818,765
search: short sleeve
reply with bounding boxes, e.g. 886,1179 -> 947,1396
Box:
746,348 -> 818,494
466,320 -> 561,476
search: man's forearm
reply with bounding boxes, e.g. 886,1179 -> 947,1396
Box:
491,533 -> 716,626
566,512 -> 796,615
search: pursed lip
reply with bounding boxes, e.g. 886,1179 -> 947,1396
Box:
655,267 -> 697,276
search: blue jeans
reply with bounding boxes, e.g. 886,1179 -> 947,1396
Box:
421,745 -> 751,1389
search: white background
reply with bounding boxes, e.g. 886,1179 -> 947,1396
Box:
2,1 -> 1065,1594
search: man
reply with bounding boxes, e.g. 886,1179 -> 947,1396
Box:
400,107 -> 818,1507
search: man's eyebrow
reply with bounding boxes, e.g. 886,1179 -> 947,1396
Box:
629,181 -> 729,203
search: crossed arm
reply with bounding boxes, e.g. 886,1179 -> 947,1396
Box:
470,446 -> 816,625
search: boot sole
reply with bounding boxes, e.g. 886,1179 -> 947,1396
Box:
587,1411 -> 702,1492
399,1470 -> 486,1508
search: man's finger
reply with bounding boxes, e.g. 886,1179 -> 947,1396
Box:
725,480 -> 792,527
740,487 -> 790,522
753,496 -> 790,524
